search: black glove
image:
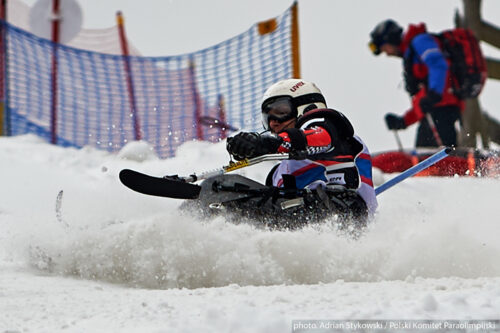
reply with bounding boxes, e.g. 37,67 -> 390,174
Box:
419,90 -> 442,114
385,113 -> 406,130
226,132 -> 282,160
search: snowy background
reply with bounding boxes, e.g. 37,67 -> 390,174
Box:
2,0 -> 500,332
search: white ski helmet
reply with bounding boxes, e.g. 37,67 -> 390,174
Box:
261,79 -> 327,130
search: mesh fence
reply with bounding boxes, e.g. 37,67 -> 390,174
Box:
0,2 -> 298,158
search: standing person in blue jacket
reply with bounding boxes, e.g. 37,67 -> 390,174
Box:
369,19 -> 464,147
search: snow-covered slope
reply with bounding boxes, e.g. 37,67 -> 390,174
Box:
1,135 -> 499,332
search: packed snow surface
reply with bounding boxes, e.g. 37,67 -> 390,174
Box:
1,135 -> 499,332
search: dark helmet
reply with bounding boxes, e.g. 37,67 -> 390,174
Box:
369,19 -> 403,55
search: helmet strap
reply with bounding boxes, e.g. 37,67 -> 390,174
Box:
302,104 -> 318,114
292,93 -> 326,109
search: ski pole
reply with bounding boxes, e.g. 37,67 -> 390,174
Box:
393,130 -> 403,151
426,113 -> 444,146
180,153 -> 291,183
375,147 -> 451,196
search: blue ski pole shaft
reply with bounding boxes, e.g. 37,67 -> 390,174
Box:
375,147 -> 452,196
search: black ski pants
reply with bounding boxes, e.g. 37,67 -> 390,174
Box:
415,105 -> 461,147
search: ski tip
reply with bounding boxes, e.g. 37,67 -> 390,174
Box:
119,169 -> 140,184
119,169 -> 135,175
118,168 -> 201,199
119,169 -> 144,189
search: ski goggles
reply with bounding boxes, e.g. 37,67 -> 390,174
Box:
368,41 -> 381,55
261,97 -> 297,130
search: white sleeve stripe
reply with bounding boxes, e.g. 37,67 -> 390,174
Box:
300,118 -> 325,129
420,48 -> 441,61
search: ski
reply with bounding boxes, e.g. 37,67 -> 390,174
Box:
119,169 -> 202,199
119,154 -> 291,199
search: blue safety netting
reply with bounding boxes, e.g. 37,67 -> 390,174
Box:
0,3 -> 296,158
